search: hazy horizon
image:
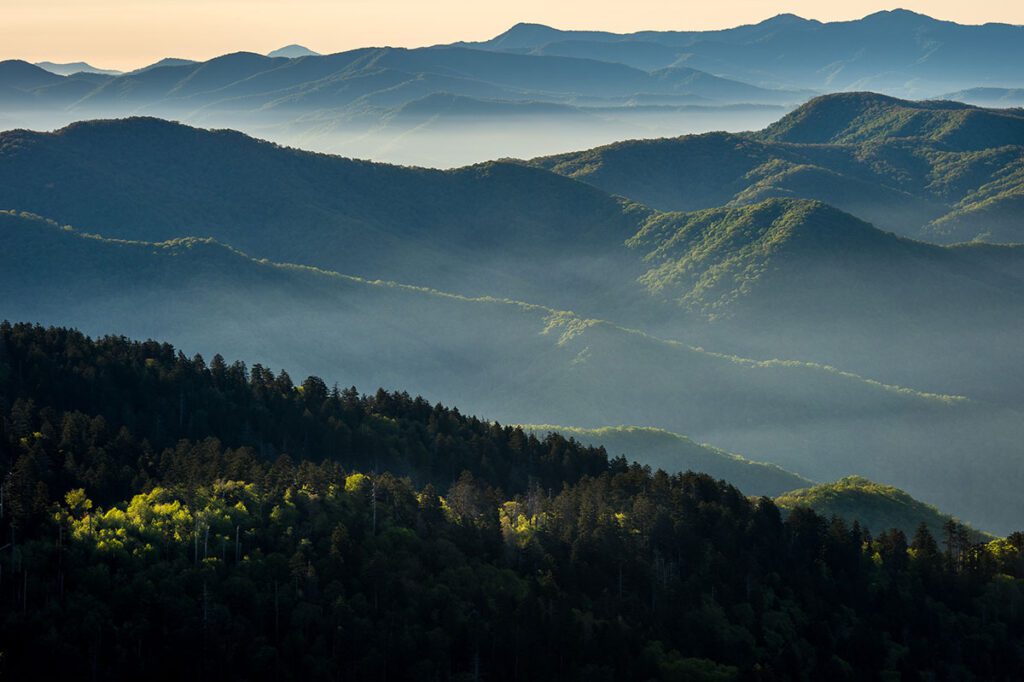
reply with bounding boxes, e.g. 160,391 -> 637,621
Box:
3,1 -> 1023,71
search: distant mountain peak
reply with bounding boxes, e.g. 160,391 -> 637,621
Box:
127,57 -> 197,75
486,22 -> 564,48
758,13 -> 816,27
0,59 -> 65,89
267,44 -> 320,59
34,61 -> 121,77
860,8 -> 936,23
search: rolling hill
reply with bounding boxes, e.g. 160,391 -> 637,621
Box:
775,476 -> 990,541
758,92 -> 1024,149
625,198 -> 1024,402
533,93 -> 1024,244
0,117 -> 649,314
628,198 -> 1024,320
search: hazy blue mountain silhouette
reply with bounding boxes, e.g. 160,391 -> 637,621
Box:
267,44 -> 321,58
465,10 -> 1024,97
34,61 -> 122,76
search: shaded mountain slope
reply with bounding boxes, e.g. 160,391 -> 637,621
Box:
627,199 -> 1024,320
759,92 -> 1024,149
0,117 -> 648,312
626,198 -> 1024,403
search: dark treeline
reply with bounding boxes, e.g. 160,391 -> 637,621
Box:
2,321 -> 1024,681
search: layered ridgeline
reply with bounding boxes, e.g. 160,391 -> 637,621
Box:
775,476 -> 990,543
534,93 -> 1024,244
0,45 -> 802,165
465,10 -> 1024,97
625,198 -> 1024,403
3,114 -> 1024,529
2,323 -> 1022,679
0,118 -> 650,315
519,425 -> 809,497
8,210 -> 1024,534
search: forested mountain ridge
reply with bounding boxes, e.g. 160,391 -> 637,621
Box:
628,198 -> 1024,320
0,118 -> 649,313
625,198 -> 1024,404
757,92 -> 1024,148
2,322 -> 1023,679
532,93 -> 1024,244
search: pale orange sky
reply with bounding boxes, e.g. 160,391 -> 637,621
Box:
2,0 -> 1021,71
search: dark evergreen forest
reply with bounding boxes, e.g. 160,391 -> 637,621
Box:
2,322 -> 1023,680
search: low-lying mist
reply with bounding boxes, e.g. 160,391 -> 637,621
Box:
0,105 -> 788,168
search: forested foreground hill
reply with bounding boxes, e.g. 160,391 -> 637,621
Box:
2,323 -> 1024,680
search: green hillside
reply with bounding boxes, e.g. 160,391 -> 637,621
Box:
531,93 -> 1024,244
623,198 -> 1024,403
519,424 -> 810,497
758,92 -> 1024,149
775,476 -> 990,541
627,198 -> 1024,321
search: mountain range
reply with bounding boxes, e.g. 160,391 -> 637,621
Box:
3,94 -> 1022,401
534,93 -> 1024,244
34,61 -> 122,77
2,183 -> 1023,532
4,13 -> 1024,677
4,11 -> 1021,166
465,10 -> 1024,97
0,44 -> 803,166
